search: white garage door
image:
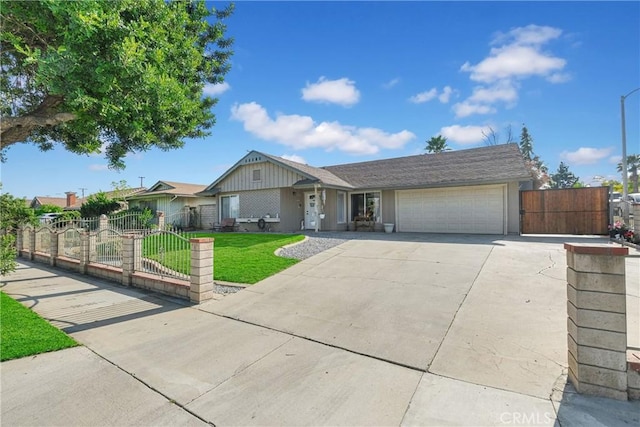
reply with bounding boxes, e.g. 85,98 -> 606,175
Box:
397,185 -> 505,234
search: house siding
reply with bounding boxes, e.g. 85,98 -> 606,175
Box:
279,188 -> 304,232
381,190 -> 396,225
220,162 -> 306,192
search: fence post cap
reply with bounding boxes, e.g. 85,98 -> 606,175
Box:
190,237 -> 214,243
563,243 -> 628,256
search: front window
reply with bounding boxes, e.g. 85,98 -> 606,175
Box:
220,195 -> 239,219
351,192 -> 381,222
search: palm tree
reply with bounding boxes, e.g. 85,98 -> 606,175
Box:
425,135 -> 450,153
617,154 -> 640,193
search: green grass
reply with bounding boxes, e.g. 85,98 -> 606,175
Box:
143,232 -> 305,284
1,291 -> 78,361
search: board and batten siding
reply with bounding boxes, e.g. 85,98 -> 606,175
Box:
219,162 -> 305,192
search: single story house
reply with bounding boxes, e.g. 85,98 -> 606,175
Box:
30,187 -> 146,212
197,144 -> 532,234
127,180 -> 213,229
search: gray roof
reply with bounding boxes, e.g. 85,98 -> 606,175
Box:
261,153 -> 354,189
323,143 -> 531,190
130,181 -> 207,199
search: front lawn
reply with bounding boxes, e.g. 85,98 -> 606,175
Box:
1,291 -> 78,361
144,232 -> 305,284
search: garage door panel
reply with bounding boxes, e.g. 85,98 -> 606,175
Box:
398,186 -> 504,234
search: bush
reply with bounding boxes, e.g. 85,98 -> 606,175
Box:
79,192 -> 120,217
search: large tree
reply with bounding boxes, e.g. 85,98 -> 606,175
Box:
1,0 -> 233,168
519,124 -> 549,189
616,154 -> 640,193
425,135 -> 450,153
550,162 -> 579,189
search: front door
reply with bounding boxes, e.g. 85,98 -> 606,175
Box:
304,193 -> 317,229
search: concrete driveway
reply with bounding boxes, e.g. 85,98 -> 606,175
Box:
2,233 -> 638,426
200,234 -> 569,398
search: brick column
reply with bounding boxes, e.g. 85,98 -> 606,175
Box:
190,237 -> 214,303
49,231 -> 59,267
99,214 -> 108,232
29,227 -> 36,260
16,227 -> 23,256
157,211 -> 165,230
122,235 -> 135,286
564,243 -> 629,400
79,231 -> 90,274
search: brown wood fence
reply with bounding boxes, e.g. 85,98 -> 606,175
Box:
520,187 -> 609,235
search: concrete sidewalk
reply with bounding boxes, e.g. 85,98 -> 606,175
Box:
1,234 -> 639,426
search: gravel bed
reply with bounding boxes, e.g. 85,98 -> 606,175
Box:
278,234 -> 350,260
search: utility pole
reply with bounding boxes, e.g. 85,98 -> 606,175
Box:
79,187 -> 87,198
620,87 -> 640,223
138,176 -> 145,187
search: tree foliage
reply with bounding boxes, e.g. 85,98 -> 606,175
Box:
0,188 -> 36,275
425,135 -> 450,153
616,154 -> 640,193
1,0 -> 234,168
79,192 -> 121,217
550,162 -> 579,189
34,204 -> 63,216
1,191 -> 37,233
519,124 -> 549,189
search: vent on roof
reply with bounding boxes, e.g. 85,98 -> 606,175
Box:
244,155 -> 263,164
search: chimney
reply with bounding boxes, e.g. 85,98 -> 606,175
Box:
65,191 -> 77,208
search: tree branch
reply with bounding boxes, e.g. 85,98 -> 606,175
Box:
0,95 -> 76,149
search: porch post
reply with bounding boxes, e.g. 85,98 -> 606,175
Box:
314,184 -> 319,232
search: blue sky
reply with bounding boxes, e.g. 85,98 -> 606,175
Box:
2,0 -> 639,200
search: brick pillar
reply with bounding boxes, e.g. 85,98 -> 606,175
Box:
190,237 -> 214,303
99,214 -> 108,232
157,211 -> 165,230
564,243 -> 629,400
29,227 -> 36,260
79,231 -> 90,274
122,235 -> 135,286
49,231 -> 59,267
16,226 -> 23,256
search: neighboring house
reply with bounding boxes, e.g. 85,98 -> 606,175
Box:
197,144 -> 532,235
127,181 -> 212,228
30,188 -> 146,212
30,192 -> 85,211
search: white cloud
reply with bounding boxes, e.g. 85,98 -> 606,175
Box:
455,25 -> 569,118
438,86 -> 454,103
561,147 -> 612,165
461,45 -> 566,83
301,77 -> 360,106
382,78 -> 400,89
409,87 -> 454,104
89,164 -> 109,171
439,125 -> 491,145
452,101 -> 496,118
409,88 -> 437,104
609,155 -> 622,164
468,81 -> 518,104
230,102 -> 415,155
203,81 -> 231,96
281,154 -> 307,164
491,24 -> 562,47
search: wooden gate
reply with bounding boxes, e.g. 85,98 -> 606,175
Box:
520,187 -> 609,235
